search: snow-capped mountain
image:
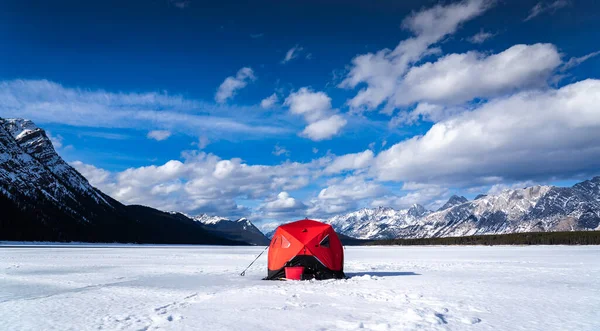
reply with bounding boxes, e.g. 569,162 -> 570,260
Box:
437,195 -> 468,211
1,118 -> 113,208
325,205 -> 430,240
193,214 -> 270,245
0,117 -> 243,245
323,181 -> 600,240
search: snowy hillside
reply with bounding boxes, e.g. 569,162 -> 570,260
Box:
323,181 -> 600,240
0,117 -> 242,245
193,214 -> 270,245
1,245 -> 598,331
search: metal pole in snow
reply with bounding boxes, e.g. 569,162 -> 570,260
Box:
240,245 -> 269,276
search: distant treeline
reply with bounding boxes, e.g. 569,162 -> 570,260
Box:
362,231 -> 600,246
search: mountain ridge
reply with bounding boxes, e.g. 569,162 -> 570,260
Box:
0,118 -> 247,244
192,214 -> 269,245
2,118 -> 599,243
322,180 -> 600,240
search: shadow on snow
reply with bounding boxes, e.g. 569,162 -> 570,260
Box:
347,271 -> 420,278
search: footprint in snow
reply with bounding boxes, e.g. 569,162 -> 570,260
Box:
460,316 -> 482,324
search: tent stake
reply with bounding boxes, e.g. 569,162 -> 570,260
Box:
240,245 -> 269,276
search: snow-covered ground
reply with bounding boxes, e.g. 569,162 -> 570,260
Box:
1,245 -> 599,331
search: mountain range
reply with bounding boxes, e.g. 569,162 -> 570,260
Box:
191,214 -> 270,245
0,118 -> 267,245
322,180 -> 600,240
1,117 -> 599,244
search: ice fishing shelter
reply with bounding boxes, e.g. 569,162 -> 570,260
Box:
265,219 -> 345,280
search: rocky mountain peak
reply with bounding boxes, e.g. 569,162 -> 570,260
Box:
408,204 -> 429,217
573,176 -> 600,201
2,118 -> 41,140
438,195 -> 468,211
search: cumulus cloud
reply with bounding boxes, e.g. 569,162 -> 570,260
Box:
307,176 -> 387,216
71,161 -> 112,188
487,180 -> 539,195
147,130 -> 172,141
71,152 -> 321,218
215,67 -> 256,103
284,88 -> 347,140
281,45 -> 304,64
390,103 -> 463,126
374,79 -> 600,185
46,132 -> 64,149
301,115 -> 347,141
371,184 -> 449,210
393,43 -> 561,106
340,0 -> 493,111
467,29 -> 495,44
285,88 -> 332,122
324,150 -> 374,174
524,1 -> 569,21
0,79 -> 287,138
71,72 -> 600,222
257,192 -> 307,219
260,93 -> 278,109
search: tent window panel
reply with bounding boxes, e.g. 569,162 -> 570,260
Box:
271,237 -> 279,247
319,235 -> 330,248
281,235 -> 291,248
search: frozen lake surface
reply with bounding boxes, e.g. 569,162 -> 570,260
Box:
1,245 -> 599,331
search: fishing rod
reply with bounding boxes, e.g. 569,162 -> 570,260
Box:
240,245 -> 269,276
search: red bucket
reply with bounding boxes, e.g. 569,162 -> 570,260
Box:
285,266 -> 304,280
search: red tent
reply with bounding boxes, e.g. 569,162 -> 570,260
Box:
264,219 -> 345,280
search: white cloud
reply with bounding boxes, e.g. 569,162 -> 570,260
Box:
260,93 -> 278,109
467,29 -> 495,44
0,79 -> 287,138
318,177 -> 385,201
561,50 -> 600,72
312,147 -> 319,154
193,136 -> 210,149
390,103 -> 460,126
71,161 -> 112,188
393,43 -> 561,106
324,150 -> 374,174
168,0 -> 191,9
284,87 -> 332,122
257,192 -> 307,219
524,0 -> 569,21
487,180 -> 539,195
374,79 -> 600,185
281,45 -> 304,64
340,0 -> 493,111
71,152 -> 322,218
284,88 -> 347,140
147,130 -> 172,141
272,145 -> 289,156
308,176 -> 387,216
46,132 -> 63,149
215,67 -> 256,103
371,185 -> 449,210
301,115 -> 347,141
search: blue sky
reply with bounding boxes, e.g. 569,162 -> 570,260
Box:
1,0 -> 600,229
